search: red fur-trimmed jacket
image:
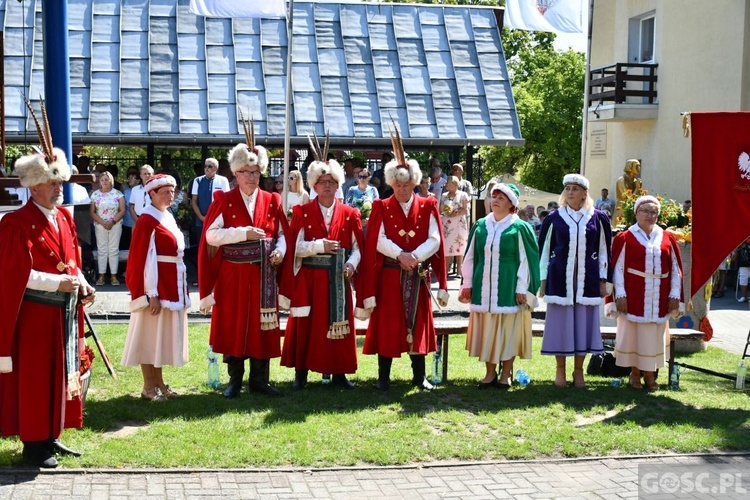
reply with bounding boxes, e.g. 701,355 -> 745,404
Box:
126,206 -> 190,311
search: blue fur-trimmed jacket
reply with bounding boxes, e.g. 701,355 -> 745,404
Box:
538,206 -> 612,306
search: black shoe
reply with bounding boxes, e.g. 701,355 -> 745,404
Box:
50,439 -> 82,457
223,381 -> 242,399
293,370 -> 308,391
331,374 -> 355,390
414,377 -> 435,391
22,441 -> 58,469
374,379 -> 390,392
478,374 -> 498,390
249,381 -> 283,396
497,382 -> 511,391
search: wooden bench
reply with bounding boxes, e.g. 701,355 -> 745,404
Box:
278,317 -> 704,384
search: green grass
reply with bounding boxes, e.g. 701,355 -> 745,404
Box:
2,324 -> 748,468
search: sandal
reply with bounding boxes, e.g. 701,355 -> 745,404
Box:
643,373 -> 659,392
573,368 -> 586,388
140,387 -> 167,402
629,373 -> 643,390
111,277 -> 120,286
159,385 -> 179,398
95,276 -> 105,286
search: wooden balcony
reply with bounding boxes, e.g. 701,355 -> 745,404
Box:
587,63 -> 659,122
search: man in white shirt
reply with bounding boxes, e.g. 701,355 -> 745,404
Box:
128,164 -> 154,224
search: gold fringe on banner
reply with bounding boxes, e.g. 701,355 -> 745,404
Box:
682,112 -> 691,137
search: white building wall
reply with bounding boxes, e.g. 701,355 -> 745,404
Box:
586,0 -> 750,205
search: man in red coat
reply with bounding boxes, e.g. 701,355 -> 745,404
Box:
280,153 -> 365,390
0,147 -> 95,468
361,142 -> 449,391
198,140 -> 288,398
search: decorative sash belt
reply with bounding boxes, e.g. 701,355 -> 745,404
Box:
383,257 -> 430,345
23,288 -> 81,398
627,267 -> 669,279
222,239 -> 279,330
156,255 -> 181,264
302,250 -> 350,339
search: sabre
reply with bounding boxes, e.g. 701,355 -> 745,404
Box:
83,310 -> 117,380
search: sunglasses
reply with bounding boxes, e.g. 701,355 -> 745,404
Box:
357,175 -> 369,179
275,180 -> 283,184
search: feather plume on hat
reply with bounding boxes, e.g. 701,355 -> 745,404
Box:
228,108 -> 268,174
384,117 -> 421,186
306,131 -> 344,188
12,96 -> 71,188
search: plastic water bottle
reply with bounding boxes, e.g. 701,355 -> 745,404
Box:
610,378 -> 623,387
736,360 -> 746,390
669,363 -> 680,391
431,337 -> 443,385
515,369 -> 530,387
206,346 -> 221,389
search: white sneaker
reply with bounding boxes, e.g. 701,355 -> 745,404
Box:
739,297 -> 747,303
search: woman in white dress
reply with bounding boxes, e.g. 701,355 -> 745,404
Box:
123,174 -> 190,401
286,170 -> 310,218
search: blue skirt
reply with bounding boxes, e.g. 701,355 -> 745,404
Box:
540,303 -> 604,356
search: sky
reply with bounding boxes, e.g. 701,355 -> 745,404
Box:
552,0 -> 589,53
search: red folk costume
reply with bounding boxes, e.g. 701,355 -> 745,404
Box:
126,206 -> 190,312
607,226 -> 684,323
0,196 -> 85,443
280,199 -> 364,375
198,187 -> 288,359
362,194 -> 448,358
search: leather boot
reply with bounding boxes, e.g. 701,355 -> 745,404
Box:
332,374 -> 355,390
22,441 -> 58,468
49,438 -> 82,457
249,358 -> 282,396
374,355 -> 392,392
223,357 -> 245,399
410,354 -> 434,391
293,369 -> 308,391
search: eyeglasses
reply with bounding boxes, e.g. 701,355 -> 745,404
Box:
317,180 -> 338,186
235,170 -> 261,178
638,209 -> 659,216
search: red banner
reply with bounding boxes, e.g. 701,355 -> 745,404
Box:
690,112 -> 750,296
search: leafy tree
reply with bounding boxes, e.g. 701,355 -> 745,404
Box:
478,31 -> 585,192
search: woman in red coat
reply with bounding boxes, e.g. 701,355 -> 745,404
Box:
123,174 -> 190,401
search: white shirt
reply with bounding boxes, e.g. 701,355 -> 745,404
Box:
190,174 -> 231,197
129,184 -> 152,216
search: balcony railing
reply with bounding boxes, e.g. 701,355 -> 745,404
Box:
588,63 -> 658,107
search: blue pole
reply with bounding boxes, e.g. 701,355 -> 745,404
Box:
41,0 -> 73,203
